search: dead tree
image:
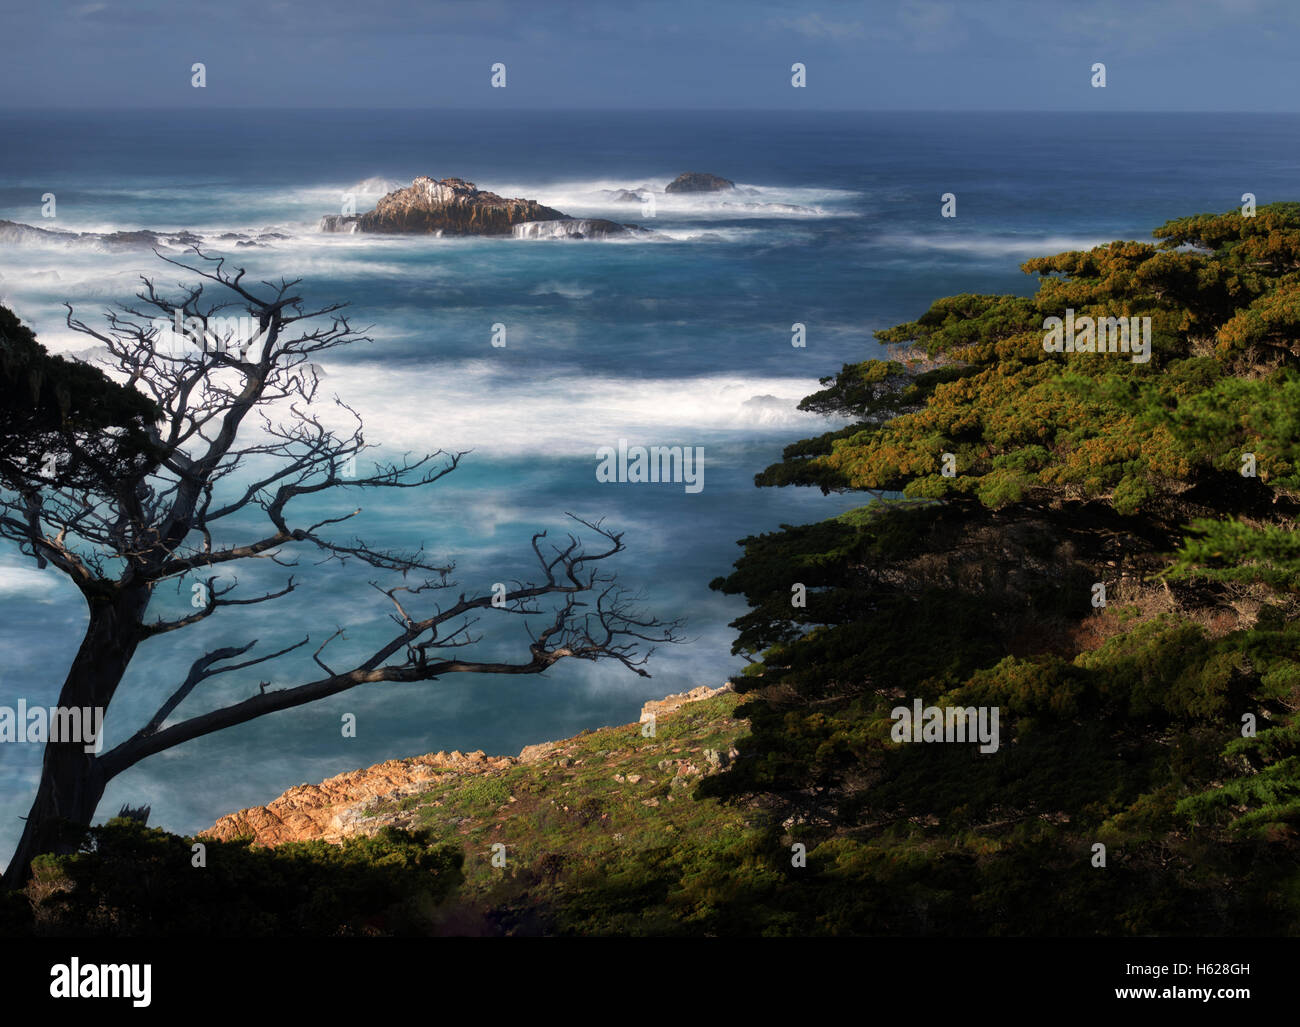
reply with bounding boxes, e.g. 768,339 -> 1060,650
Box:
0,250 -> 680,889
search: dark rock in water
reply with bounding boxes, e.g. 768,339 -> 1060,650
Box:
100,229 -> 162,246
319,215 -> 361,233
329,177 -> 566,236
0,220 -> 58,245
0,219 -> 279,252
0,220 -> 269,252
603,189 -> 651,203
513,219 -> 650,240
665,172 -> 735,194
0,219 -> 163,249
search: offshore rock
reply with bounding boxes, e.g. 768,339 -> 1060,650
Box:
0,219 -> 206,249
318,215 -> 361,233
664,172 -> 735,193
338,176 -> 567,236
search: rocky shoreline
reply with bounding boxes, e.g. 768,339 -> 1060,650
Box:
0,218 -> 285,251
201,684 -> 733,847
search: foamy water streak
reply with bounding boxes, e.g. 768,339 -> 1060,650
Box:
242,360 -> 842,457
876,232 -> 1133,257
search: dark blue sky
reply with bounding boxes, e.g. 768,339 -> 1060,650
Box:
1,0 -> 1295,110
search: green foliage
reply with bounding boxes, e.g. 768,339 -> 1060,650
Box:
1167,517 -> 1300,591
758,205 -> 1300,511
16,818 -> 463,937
0,304 -> 160,492
704,205 -> 1300,935
21,206 -> 1300,936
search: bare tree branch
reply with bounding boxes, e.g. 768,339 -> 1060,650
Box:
1,252 -> 683,890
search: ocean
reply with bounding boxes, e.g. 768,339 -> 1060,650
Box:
1,109 -> 1297,860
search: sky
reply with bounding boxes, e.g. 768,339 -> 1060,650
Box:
0,0 -> 1296,110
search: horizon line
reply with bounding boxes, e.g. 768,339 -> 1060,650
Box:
1,106 -> 1298,115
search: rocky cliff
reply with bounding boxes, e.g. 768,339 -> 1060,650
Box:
202,683 -> 734,848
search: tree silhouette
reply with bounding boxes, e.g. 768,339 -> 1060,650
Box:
0,250 -> 680,889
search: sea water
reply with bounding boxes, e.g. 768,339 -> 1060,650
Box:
0,109 -> 1296,856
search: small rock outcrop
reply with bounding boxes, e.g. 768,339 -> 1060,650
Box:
322,177 -> 567,236
664,172 -> 735,194
0,219 -> 208,250
202,750 -> 513,846
603,189 -> 651,203
639,683 -> 731,723
318,215 -> 360,233
0,219 -> 285,250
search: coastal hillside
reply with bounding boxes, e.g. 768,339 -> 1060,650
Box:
204,684 -> 737,847
202,686 -> 750,932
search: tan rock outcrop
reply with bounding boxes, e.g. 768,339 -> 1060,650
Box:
321,177 -> 567,236
202,750 -> 514,847
639,683 -> 731,723
202,684 -> 734,848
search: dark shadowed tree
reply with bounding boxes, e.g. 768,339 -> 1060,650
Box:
0,303 -> 160,492
0,250 -> 680,889
698,206 -> 1300,934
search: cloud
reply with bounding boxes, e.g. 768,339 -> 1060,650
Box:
895,0 -> 967,52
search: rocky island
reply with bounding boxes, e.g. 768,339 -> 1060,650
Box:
664,171 -> 735,193
320,176 -> 647,238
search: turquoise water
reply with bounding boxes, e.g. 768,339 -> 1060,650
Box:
2,109 -> 1298,859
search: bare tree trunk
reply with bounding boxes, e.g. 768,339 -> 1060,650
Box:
3,739 -> 107,891
3,590 -> 146,890
1,254 -> 680,890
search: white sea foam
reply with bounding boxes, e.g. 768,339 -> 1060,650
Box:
3,301 -> 845,458
296,361 -> 844,457
0,171 -> 857,264
530,281 -> 596,299
0,559 -> 64,601
481,177 -> 859,220
876,232 -> 1130,258
644,226 -> 768,243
